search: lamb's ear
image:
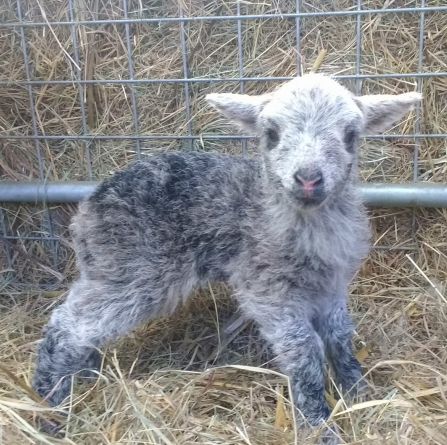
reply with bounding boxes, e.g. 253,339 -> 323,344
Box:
206,92 -> 272,133
354,92 -> 422,135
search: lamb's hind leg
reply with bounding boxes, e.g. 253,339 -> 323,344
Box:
32,277 -> 156,423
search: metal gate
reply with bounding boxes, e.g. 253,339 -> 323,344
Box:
1,0 -> 447,291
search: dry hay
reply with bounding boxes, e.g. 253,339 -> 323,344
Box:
1,0 -> 447,444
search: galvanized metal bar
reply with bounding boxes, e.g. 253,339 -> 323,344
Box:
0,181 -> 97,203
123,0 -> 141,159
0,6 -> 446,28
356,182 -> 447,208
1,71 -> 446,86
1,181 -> 446,208
1,133 -> 446,141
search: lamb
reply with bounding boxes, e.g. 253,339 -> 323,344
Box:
32,74 -> 421,443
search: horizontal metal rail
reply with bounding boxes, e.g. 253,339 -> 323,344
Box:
358,183 -> 447,208
1,134 -> 446,141
1,181 -> 446,208
1,72 -> 446,86
0,6 -> 446,29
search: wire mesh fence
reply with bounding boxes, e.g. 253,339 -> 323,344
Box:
1,0 -> 447,293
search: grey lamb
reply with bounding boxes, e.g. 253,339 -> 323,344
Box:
32,74 -> 421,443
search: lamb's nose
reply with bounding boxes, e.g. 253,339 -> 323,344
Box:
294,170 -> 324,196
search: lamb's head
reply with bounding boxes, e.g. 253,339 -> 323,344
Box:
207,74 -> 421,210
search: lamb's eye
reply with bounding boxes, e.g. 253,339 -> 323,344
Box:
267,128 -> 279,143
344,128 -> 357,153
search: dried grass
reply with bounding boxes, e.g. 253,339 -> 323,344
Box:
1,0 -> 447,444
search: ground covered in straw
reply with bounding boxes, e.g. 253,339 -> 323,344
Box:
2,228 -> 447,445
1,0 -> 447,444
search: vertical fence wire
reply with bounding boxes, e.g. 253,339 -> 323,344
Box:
236,1 -> 247,155
355,0 -> 362,95
123,0 -> 141,159
179,6 -> 193,151
411,0 -> 425,240
295,0 -> 301,76
16,0 -> 58,270
0,207 -> 12,270
68,0 -> 92,179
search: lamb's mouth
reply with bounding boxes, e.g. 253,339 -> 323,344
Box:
288,187 -> 327,208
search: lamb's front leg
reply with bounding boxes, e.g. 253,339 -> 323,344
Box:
270,321 -> 328,422
240,300 -> 339,444
315,298 -> 365,399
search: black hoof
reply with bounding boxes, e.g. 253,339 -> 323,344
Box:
36,416 -> 65,437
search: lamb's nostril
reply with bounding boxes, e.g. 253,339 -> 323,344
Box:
294,173 -> 323,191
294,171 -> 324,195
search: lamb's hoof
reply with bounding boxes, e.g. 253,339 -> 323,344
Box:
344,379 -> 369,404
314,423 -> 340,445
297,420 -> 340,445
36,416 -> 65,437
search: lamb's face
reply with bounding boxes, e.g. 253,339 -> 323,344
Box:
207,74 -> 421,211
258,77 -> 363,209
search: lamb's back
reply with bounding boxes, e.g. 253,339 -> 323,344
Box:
71,151 -> 260,283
